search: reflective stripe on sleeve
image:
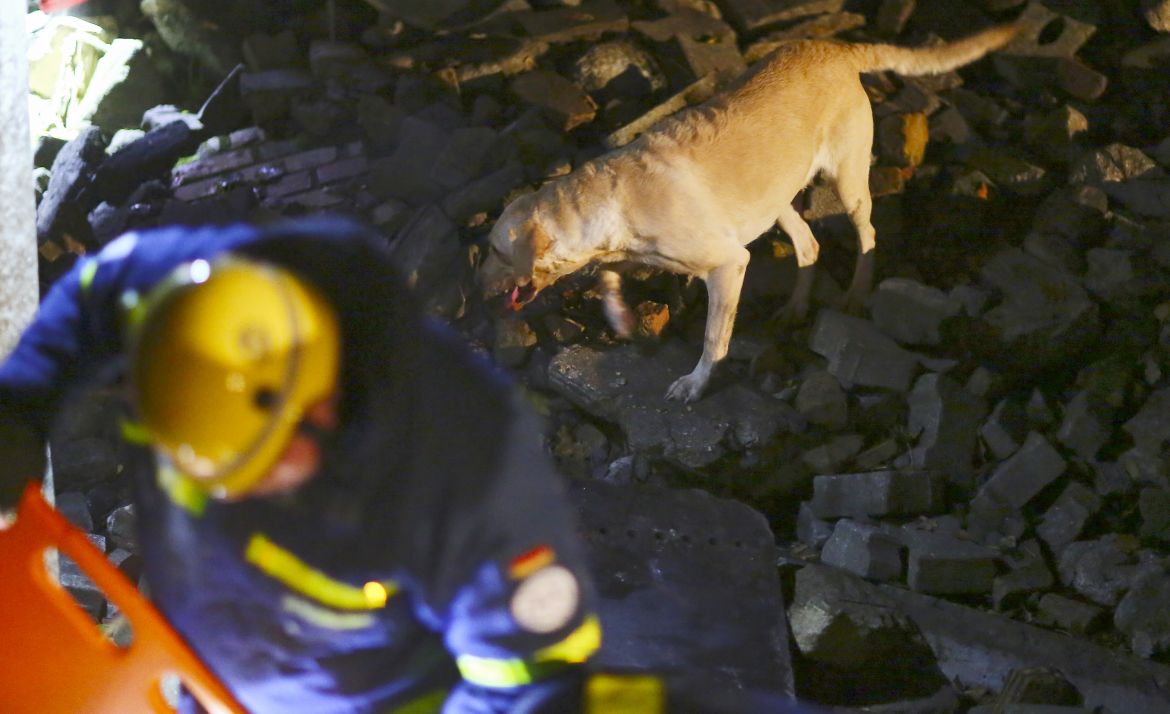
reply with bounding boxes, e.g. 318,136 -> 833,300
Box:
455,614 -> 601,688
79,259 -> 99,294
245,532 -> 398,611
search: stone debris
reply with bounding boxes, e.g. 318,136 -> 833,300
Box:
905,373 -> 985,486
976,432 -> 1067,510
809,470 -> 945,519
1036,482 -> 1101,553
867,277 -> 962,347
808,309 -> 921,392
794,369 -> 848,429
809,524 -> 893,591
548,342 -> 804,469
1036,593 -> 1106,637
25,0 -> 1170,708
981,397 -> 1029,461
787,564 -> 937,671
1114,569 -> 1170,658
902,528 -> 998,596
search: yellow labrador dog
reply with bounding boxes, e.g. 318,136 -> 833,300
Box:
481,24 -> 1019,402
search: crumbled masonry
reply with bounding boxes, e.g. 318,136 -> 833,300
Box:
28,0 -> 1170,710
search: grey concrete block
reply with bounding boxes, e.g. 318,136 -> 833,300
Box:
1026,388 -> 1057,428
787,564 -> 934,670
902,529 -> 998,596
55,491 -> 93,532
1036,593 -> 1106,636
801,433 -> 864,474
368,116 -> 450,204
868,278 -> 962,347
808,309 -> 920,392
977,249 -> 1100,372
105,503 -> 138,554
548,343 -> 804,469
811,470 -> 945,519
430,126 -> 503,190
238,68 -> 315,124
1058,536 -> 1146,607
821,519 -> 904,582
906,373 -> 985,485
796,501 -> 833,548
1037,482 -> 1102,552
795,369 -> 848,429
977,432 -> 1067,509
982,398 -> 1028,461
1124,387 -> 1170,455
1115,569 -> 1170,658
1056,392 -> 1113,461
994,559 -> 1056,611
861,571 -> 1170,714
442,161 -> 525,224
387,204 -> 461,295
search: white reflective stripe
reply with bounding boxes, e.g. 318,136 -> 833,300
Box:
280,595 -> 375,630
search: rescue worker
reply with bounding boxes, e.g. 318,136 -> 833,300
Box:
0,217 -> 602,713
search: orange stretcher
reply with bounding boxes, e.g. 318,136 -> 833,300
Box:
0,483 -> 248,713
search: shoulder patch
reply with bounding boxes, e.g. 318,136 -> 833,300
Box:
510,564 -> 579,634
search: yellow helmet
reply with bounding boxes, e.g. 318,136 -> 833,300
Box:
128,257 -> 340,500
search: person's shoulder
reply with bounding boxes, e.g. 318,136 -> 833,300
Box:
420,319 -> 515,395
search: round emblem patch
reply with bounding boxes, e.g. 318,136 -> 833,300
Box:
510,564 -> 579,633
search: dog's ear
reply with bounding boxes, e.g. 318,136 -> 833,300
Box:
511,219 -> 551,286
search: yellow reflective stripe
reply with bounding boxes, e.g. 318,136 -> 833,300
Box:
584,673 -> 665,714
534,614 -> 601,664
79,259 -> 99,294
456,615 -> 601,688
245,532 -> 398,611
455,654 -> 541,688
119,418 -> 152,445
157,464 -> 207,517
387,689 -> 448,714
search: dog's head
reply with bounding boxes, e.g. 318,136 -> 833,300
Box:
479,195 -> 552,312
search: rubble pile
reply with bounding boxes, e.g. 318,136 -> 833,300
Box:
28,0 -> 1170,710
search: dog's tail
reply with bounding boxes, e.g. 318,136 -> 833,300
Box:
850,23 -> 1021,76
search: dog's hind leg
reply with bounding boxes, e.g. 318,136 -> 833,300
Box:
773,203 -> 820,324
666,247 -> 751,402
599,268 -> 635,339
832,117 -> 877,314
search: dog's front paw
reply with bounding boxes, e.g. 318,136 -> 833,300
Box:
666,372 -> 707,403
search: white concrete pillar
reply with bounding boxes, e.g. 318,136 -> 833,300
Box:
0,2 -> 53,538
0,0 -> 38,360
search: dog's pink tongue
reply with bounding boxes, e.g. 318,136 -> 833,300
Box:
507,285 -> 522,311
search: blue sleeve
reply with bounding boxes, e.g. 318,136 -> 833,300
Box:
425,396 -> 600,711
0,224 -> 261,431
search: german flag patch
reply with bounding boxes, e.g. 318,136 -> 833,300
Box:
509,545 -> 556,580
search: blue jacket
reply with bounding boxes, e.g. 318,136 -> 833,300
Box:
0,218 -> 599,713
